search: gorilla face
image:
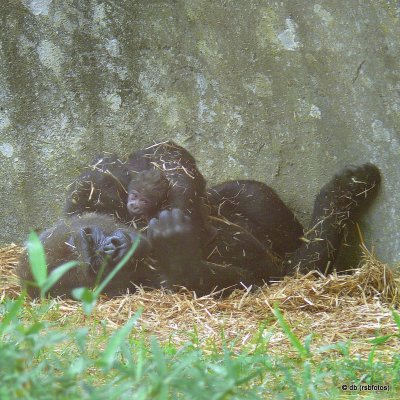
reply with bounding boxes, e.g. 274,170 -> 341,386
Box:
69,225 -> 144,272
18,214 -> 152,298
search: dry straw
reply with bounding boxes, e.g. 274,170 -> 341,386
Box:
1,242 -> 399,357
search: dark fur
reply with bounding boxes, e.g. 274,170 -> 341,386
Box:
65,154 -> 131,222
127,169 -> 169,219
18,214 -> 155,297
65,141 -> 213,243
206,164 -> 381,277
19,163 -> 380,297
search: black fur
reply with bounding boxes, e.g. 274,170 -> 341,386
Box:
19,161 -> 381,297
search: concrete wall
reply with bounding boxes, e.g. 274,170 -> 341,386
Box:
0,0 -> 399,265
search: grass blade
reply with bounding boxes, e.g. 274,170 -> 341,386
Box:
41,261 -> 79,296
27,231 -> 47,287
392,309 -> 400,331
100,308 -> 143,370
273,304 -> 309,358
0,295 -> 25,335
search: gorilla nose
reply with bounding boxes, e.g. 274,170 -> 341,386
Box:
102,234 -> 126,260
103,244 -> 118,255
127,202 -> 140,215
101,230 -> 146,262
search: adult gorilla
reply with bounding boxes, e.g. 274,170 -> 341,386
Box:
18,163 -> 380,298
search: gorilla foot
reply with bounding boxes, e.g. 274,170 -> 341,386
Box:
315,163 -> 381,218
285,163 -> 381,276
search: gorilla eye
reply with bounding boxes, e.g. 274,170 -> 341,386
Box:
82,227 -> 93,236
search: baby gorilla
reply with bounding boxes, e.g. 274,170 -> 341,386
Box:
126,169 -> 169,220
19,163 -> 381,298
65,141 -> 214,244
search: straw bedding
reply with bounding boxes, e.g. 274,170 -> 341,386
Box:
1,242 -> 399,358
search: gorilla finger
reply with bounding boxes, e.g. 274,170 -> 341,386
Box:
171,208 -> 186,223
149,217 -> 160,229
158,209 -> 173,227
148,217 -> 161,242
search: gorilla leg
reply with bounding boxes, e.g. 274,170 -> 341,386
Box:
284,164 -> 381,275
207,180 -> 304,256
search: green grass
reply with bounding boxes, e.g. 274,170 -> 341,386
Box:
1,296 -> 399,399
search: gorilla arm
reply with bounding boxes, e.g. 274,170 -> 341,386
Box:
147,209 -> 261,296
127,141 -> 215,244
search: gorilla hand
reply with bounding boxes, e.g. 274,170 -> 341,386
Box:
147,209 -> 202,287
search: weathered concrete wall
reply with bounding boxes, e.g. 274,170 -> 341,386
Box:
0,0 -> 399,265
